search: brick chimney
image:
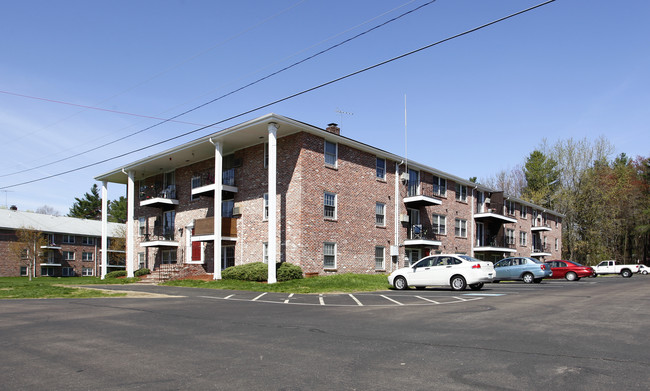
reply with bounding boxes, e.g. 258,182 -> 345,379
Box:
326,123 -> 340,135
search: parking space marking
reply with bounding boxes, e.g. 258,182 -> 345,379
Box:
224,294 -> 235,299
349,294 -> 363,306
251,292 -> 267,301
416,296 -> 440,304
284,293 -> 294,303
319,294 -> 325,306
463,293 -> 505,296
381,295 -> 404,305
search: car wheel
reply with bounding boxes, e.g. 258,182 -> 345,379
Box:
621,269 -> 632,278
533,278 -> 542,283
450,275 -> 467,291
522,273 -> 534,284
393,276 -> 408,290
469,282 -> 484,290
642,270 -> 648,275
565,272 -> 577,281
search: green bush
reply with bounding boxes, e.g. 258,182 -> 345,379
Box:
134,268 -> 151,277
221,262 -> 303,282
277,262 -> 303,282
105,270 -> 127,279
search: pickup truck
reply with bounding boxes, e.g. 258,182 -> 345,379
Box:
593,260 -> 640,278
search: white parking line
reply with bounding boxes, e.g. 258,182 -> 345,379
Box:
381,295 -> 404,305
453,296 -> 468,302
415,296 -> 440,304
284,293 -> 294,304
252,292 -> 267,301
319,294 -> 325,305
224,294 -> 235,299
349,294 -> 363,306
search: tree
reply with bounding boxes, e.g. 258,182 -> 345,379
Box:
35,205 -> 61,216
68,184 -> 102,220
480,164 -> 526,198
521,150 -> 560,208
9,227 -> 48,281
108,196 -> 127,223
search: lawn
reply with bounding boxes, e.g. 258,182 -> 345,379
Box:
0,277 -> 134,299
164,273 -> 392,294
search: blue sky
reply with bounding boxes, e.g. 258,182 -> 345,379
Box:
1,0 -> 648,214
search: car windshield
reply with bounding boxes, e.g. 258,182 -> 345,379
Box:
458,255 -> 482,263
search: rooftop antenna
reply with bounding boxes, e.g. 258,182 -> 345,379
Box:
1,190 -> 13,208
404,94 -> 408,173
335,108 -> 353,128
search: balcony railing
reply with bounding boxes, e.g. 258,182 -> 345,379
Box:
139,184 -> 177,200
192,168 -> 236,189
532,244 -> 549,253
476,235 -> 516,249
143,226 -> 175,242
407,224 -> 441,241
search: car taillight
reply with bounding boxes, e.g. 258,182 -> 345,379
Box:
541,264 -> 547,270
472,264 -> 481,269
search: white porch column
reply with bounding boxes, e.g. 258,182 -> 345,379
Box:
213,141 -> 223,280
126,171 -> 135,277
101,181 -> 108,279
267,122 -> 278,284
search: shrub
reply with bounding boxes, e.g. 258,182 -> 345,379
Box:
277,262 -> 303,282
134,268 -> 151,277
105,270 -> 127,279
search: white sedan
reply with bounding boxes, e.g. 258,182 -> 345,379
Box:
388,254 -> 494,291
639,264 -> 649,275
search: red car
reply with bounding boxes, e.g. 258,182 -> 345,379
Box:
545,260 -> 595,281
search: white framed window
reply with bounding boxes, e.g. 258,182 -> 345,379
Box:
190,175 -> 201,201
263,242 -> 268,264
62,267 -> 74,277
63,251 -> 75,261
375,246 -> 385,270
455,184 -> 468,202
455,218 -> 467,238
324,192 -> 337,219
506,229 -> 515,245
432,214 -> 446,235
62,235 -> 75,244
520,231 -> 527,246
324,242 -> 336,269
20,267 -> 28,276
82,236 -> 94,245
433,176 -> 447,197
162,249 -> 177,264
521,204 -> 527,219
82,267 -> 93,276
263,193 -> 269,220
407,169 -> 419,197
324,140 -> 337,166
375,202 -> 385,226
82,252 -> 93,261
138,252 -> 145,269
506,201 -> 516,216
376,157 -> 386,180
139,217 -> 146,236
555,238 -> 559,251
41,267 -> 54,277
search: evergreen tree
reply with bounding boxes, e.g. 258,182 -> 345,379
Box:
522,150 -> 560,208
108,196 -> 127,223
68,184 -> 102,220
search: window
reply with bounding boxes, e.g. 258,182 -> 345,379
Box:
82,236 -> 94,245
376,158 -> 386,180
263,193 -> 269,220
20,267 -> 28,276
375,246 -> 385,270
455,183 -> 467,202
82,252 -> 93,261
222,199 -> 234,218
324,242 -> 336,269
263,242 -> 269,264
41,267 -> 54,277
520,231 -> 527,246
62,267 -> 74,277
324,140 -> 337,166
20,248 -> 28,259
506,201 -> 516,216
191,176 -> 201,201
433,176 -> 447,197
506,229 -> 515,245
138,252 -> 145,269
324,192 -> 337,219
163,210 -> 176,238
521,204 -> 527,219
82,267 -> 93,276
62,235 -> 75,244
455,218 -> 467,238
408,169 -> 419,197
375,202 -> 385,226
63,251 -> 75,261
432,214 -> 446,235
162,249 -> 177,264
139,217 -> 146,236
555,238 -> 559,251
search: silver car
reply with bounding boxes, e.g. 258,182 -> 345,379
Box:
493,257 -> 552,283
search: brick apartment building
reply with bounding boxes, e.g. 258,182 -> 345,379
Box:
95,113 -> 562,281
0,208 -> 125,277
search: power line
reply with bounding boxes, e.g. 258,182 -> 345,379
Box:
0,0 -> 556,190
1,0 -> 436,179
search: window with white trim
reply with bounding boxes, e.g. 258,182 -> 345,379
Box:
263,242 -> 268,264
82,236 -> 94,245
375,246 -> 385,270
432,214 -> 446,235
506,201 -> 516,216
62,267 -> 74,277
138,252 -> 145,269
433,176 -> 447,197
455,183 -> 468,202
324,140 -> 337,166
139,217 -> 146,236
375,202 -> 385,226
506,229 -> 515,245
263,193 -> 269,220
520,231 -> 527,246
555,238 -> 559,251
82,267 -> 93,276
324,192 -> 337,219
63,251 -> 75,261
20,267 -> 28,276
41,267 -> 54,277
521,204 -> 527,219
82,252 -> 93,261
62,235 -> 75,244
454,218 -> 467,238
376,157 -> 386,180
324,242 -> 336,269
190,175 -> 201,201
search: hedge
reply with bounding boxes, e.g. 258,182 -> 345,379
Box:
222,262 -> 303,282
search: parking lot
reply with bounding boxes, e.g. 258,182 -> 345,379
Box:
0,276 -> 648,390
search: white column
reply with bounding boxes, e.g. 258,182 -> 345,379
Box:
267,122 -> 278,284
126,171 -> 135,277
394,162 -> 400,272
101,181 -> 108,279
213,141 -> 223,280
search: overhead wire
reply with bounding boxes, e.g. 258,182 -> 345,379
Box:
0,0 -> 556,190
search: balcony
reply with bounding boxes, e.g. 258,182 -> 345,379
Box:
531,222 -> 552,232
40,243 -> 61,250
141,227 -> 180,247
139,184 -> 179,207
474,202 -> 517,224
191,169 -> 238,197
531,244 -> 552,257
192,217 -> 238,241
403,186 -> 443,208
474,236 -> 516,253
403,224 -> 442,247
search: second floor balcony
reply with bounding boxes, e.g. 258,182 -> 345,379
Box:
191,168 -> 238,197
192,217 -> 238,241
139,184 -> 179,207
474,202 -> 517,224
141,226 -> 179,247
403,224 -> 442,247
474,235 -> 517,253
